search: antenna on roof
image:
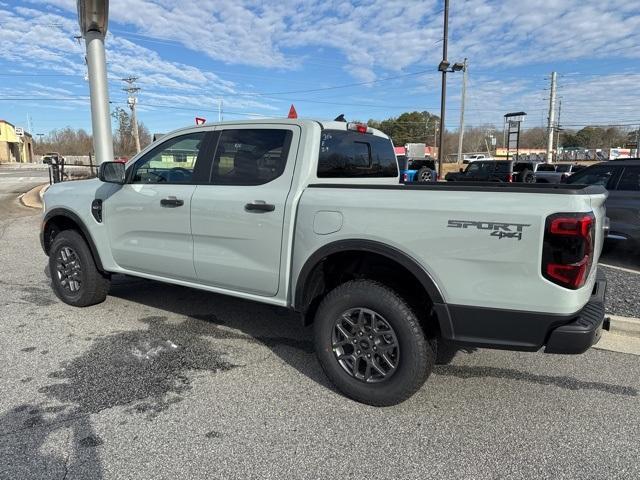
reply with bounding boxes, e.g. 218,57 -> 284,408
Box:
334,114 -> 346,122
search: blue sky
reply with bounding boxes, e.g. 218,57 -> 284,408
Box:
1,0 -> 639,138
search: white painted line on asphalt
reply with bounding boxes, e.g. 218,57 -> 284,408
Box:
599,262 -> 640,275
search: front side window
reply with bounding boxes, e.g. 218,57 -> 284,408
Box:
211,129 -> 292,186
318,130 -> 398,178
131,132 -> 206,184
616,166 -> 640,191
568,165 -> 620,187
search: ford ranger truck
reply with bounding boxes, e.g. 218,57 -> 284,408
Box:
41,119 -> 609,406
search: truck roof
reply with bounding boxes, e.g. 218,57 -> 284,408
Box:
162,118 -> 390,140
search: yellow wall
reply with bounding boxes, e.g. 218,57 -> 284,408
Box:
0,121 -> 33,162
0,121 -> 20,143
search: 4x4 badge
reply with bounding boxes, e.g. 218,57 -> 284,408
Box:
447,219 -> 531,241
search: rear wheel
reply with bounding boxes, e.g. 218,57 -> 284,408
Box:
49,230 -> 110,307
416,167 -> 433,182
314,280 -> 434,406
520,169 -> 535,183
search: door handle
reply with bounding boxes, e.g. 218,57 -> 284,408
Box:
245,200 -> 275,212
160,196 -> 184,207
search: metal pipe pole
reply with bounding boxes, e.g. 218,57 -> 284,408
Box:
556,99 -> 562,160
437,0 -> 449,178
85,30 -> 114,165
456,58 -> 467,164
130,98 -> 141,153
546,71 -> 557,163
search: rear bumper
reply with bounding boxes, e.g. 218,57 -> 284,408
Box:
545,272 -> 608,354
436,269 -> 608,354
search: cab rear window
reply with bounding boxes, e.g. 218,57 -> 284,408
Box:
318,130 -> 398,178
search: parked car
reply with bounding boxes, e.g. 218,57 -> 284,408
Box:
535,163 -> 586,183
399,155 -> 438,182
567,158 -> 640,251
41,119 -> 609,406
445,160 -> 514,182
42,152 -> 64,165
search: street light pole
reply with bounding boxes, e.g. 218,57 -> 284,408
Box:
77,1 -> 113,165
456,58 -> 467,164
437,0 -> 449,178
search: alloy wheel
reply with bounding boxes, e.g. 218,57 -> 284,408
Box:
55,246 -> 82,293
331,307 -> 399,383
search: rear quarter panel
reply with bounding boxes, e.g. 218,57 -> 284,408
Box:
293,186 -> 605,315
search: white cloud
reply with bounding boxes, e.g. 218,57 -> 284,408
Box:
27,0 -> 640,81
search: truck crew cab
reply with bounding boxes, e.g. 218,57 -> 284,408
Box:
41,119 -> 609,406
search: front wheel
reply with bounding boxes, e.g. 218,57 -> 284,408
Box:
49,230 -> 110,307
313,280 -> 434,406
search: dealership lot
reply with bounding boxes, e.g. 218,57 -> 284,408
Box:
0,196 -> 638,479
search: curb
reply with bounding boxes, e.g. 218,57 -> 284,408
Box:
608,314 -> 640,338
19,183 -> 48,210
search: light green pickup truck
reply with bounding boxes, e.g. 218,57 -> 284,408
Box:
41,119 -> 609,406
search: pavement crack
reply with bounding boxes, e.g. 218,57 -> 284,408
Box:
61,445 -> 70,480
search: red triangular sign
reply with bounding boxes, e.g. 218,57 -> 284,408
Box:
288,104 -> 297,119
195,117 -> 206,125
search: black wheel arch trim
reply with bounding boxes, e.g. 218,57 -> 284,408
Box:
42,208 -> 105,272
293,238 -> 447,319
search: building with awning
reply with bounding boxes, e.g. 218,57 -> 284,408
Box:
0,120 -> 34,163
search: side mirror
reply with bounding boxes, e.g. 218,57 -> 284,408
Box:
459,168 -> 464,173
98,161 -> 126,184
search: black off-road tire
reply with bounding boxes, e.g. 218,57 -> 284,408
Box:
314,280 -> 434,406
520,169 -> 535,183
416,167 -> 433,182
49,230 -> 110,307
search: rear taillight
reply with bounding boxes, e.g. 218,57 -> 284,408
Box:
402,173 -> 408,183
542,213 -> 595,289
507,173 -> 513,182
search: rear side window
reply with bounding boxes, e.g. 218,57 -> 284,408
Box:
567,165 -> 620,188
318,130 -> 398,178
494,162 -> 512,173
211,129 -> 292,186
616,166 -> 640,191
537,164 -> 556,172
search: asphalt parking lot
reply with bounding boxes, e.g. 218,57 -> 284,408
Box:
1,187 -> 639,479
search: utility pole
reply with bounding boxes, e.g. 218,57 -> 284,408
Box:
437,0 -> 449,177
456,58 -> 468,164
555,99 -> 562,159
122,76 -> 141,153
218,98 -> 224,122
546,71 -> 557,163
